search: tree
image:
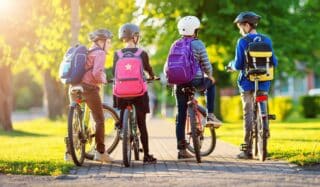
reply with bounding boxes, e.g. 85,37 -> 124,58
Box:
0,0 -> 34,130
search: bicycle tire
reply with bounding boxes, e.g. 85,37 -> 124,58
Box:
122,109 -> 132,167
256,105 -> 267,161
84,104 -> 120,160
188,107 -> 201,163
187,106 -> 216,156
68,104 -> 85,166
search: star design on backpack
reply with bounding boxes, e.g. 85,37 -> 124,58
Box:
125,64 -> 132,70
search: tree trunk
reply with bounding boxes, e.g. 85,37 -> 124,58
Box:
43,70 -> 66,120
71,0 -> 80,46
0,65 -> 13,131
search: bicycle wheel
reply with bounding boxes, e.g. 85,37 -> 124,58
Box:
68,104 -> 85,166
256,104 -> 267,161
187,106 -> 201,163
187,106 -> 216,156
84,104 -> 120,160
122,109 -> 132,167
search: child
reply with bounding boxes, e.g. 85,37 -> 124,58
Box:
113,23 -> 157,164
77,29 -> 113,162
164,16 -> 222,159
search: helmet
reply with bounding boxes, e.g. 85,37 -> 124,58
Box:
177,16 -> 200,36
88,29 -> 113,42
118,23 -> 140,40
233,11 -> 261,25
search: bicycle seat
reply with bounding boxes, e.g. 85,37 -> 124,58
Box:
247,68 -> 267,76
70,85 -> 84,93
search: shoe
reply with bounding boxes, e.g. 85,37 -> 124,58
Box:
64,152 -> 72,162
143,154 -> 157,164
206,114 -> 222,128
178,149 -> 194,159
94,151 -> 114,163
237,151 -> 253,159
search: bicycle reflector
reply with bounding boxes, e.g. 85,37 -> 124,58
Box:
256,95 -> 268,102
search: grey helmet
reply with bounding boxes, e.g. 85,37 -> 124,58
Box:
118,23 -> 140,40
233,11 -> 261,26
88,29 -> 113,42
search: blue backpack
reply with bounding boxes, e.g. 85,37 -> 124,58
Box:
165,37 -> 199,84
59,45 -> 102,85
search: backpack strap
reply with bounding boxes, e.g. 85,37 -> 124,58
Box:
134,48 -> 143,57
117,50 -> 124,58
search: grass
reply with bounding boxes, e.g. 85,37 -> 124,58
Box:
217,118 -> 320,166
0,119 -> 73,175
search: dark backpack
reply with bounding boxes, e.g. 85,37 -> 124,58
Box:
243,35 -> 274,81
59,44 -> 101,85
165,37 -> 199,84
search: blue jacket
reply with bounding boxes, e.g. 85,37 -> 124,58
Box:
230,33 -> 278,92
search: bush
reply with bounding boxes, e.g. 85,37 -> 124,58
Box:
269,96 -> 293,121
220,96 -> 242,122
299,96 -> 320,118
220,95 -> 293,122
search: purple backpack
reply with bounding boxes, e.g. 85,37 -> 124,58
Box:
165,37 -> 199,84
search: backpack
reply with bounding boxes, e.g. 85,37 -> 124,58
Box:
59,44 -> 101,85
243,35 -> 274,81
113,49 -> 147,98
165,37 -> 199,84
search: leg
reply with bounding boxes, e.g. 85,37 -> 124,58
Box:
175,86 -> 188,150
193,78 -> 222,126
239,91 -> 254,158
136,110 -> 149,156
83,87 -> 105,153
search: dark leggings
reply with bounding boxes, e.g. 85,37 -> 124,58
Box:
120,109 -> 149,156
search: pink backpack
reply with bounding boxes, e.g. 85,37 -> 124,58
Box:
113,49 -> 147,98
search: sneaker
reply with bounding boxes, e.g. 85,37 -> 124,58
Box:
94,151 -> 114,163
206,114 -> 222,128
64,152 -> 72,162
237,151 -> 253,159
143,154 -> 157,164
177,150 -> 194,159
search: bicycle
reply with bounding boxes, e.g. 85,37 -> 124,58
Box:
226,66 -> 276,161
111,78 -> 159,167
67,85 -> 120,166
180,86 -> 217,163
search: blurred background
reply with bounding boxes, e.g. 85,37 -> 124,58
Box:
0,0 -> 320,131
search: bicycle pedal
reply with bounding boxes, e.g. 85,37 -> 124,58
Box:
268,114 -> 276,120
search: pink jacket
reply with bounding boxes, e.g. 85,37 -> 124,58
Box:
82,45 -> 106,86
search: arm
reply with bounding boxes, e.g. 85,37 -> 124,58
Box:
230,38 -> 245,70
192,40 -> 212,77
141,51 -> 155,78
92,50 -> 106,83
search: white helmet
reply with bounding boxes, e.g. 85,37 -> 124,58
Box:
177,16 -> 201,36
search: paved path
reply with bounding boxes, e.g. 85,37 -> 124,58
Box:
1,118 -> 319,186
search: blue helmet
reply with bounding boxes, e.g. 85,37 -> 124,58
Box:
234,11 -> 261,26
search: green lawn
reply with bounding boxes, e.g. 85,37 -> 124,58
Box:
217,119 -> 320,166
0,119 -> 73,175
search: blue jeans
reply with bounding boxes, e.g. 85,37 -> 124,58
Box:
175,78 -> 215,149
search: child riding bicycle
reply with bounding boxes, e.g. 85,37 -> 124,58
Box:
113,23 -> 157,164
228,11 -> 278,159
164,16 -> 222,159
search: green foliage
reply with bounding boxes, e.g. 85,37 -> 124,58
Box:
269,96 -> 293,121
220,95 -> 293,122
13,71 -> 43,110
218,120 -> 320,166
220,96 -> 242,122
0,119 -> 73,175
299,95 -> 320,118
